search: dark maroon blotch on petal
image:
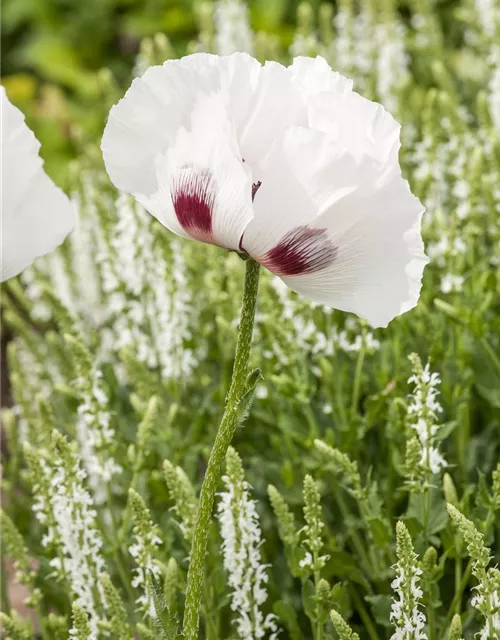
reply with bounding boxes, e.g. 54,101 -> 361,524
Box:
260,226 -> 337,276
173,169 -> 215,243
252,181 -> 262,200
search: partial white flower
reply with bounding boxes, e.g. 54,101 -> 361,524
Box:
102,53 -> 427,327
1,87 -> 75,281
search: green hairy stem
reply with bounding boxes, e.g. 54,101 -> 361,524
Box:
182,258 -> 261,639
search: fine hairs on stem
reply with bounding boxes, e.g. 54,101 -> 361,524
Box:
182,258 -> 260,639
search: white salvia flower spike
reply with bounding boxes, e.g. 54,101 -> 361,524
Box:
215,0 -> 254,56
407,353 -> 447,476
102,53 -> 428,328
1,87 -> 75,281
390,521 -> 428,640
217,447 -> 279,640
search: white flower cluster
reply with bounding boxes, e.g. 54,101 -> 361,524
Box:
11,342 -> 52,443
427,237 -> 467,268
9,338 -> 62,444
22,186 -> 104,328
332,8 -> 354,78
351,9 -> 376,87
100,194 -> 153,364
67,192 -> 103,321
472,582 -> 500,640
22,252 -> 76,322
149,237 -> 198,380
129,517 -> 163,616
440,273 -> 464,295
322,4 -> 409,105
474,0 -> 499,37
290,32 -> 319,57
76,364 -> 122,505
217,464 -> 279,640
55,184 -> 199,383
215,0 -> 253,55
334,317 -> 381,354
407,356 -> 447,476
106,197 -> 197,381
18,164 -> 201,400
259,277 -> 380,374
390,559 -> 427,640
32,445 -> 106,637
20,265 -> 52,322
375,20 -> 409,115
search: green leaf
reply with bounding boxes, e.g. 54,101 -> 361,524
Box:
365,595 -> 393,628
406,490 -> 449,534
367,517 -> 392,547
324,552 -> 370,590
302,579 -> 317,623
330,583 -> 352,617
273,600 -> 302,640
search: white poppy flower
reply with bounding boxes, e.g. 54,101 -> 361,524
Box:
102,53 -> 428,327
1,87 -> 75,282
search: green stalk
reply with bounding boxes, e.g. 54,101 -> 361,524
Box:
332,355 -> 349,430
334,490 -> 374,583
480,337 -> 500,376
454,555 -> 462,614
117,466 -> 142,545
314,559 -> 323,640
348,584 -> 380,640
182,258 -> 260,640
443,560 -> 472,632
203,580 -> 218,640
350,340 -> 366,416
428,596 -> 435,640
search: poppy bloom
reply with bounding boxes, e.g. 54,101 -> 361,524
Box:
102,53 -> 427,327
1,87 -> 75,282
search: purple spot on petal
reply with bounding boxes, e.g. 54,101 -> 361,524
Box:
260,226 -> 337,276
252,181 -> 262,200
173,169 -> 215,243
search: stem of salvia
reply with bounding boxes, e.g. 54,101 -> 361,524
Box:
182,258 -> 260,640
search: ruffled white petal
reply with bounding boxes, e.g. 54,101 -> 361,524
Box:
242,126 -> 427,327
237,61 -> 304,177
138,94 -> 253,250
290,56 -> 401,165
102,53 -> 302,196
101,53 -> 257,197
171,55 -> 304,177
102,53 -> 306,248
1,87 -> 75,282
289,56 -> 354,97
308,90 -> 401,165
102,60 -> 214,195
